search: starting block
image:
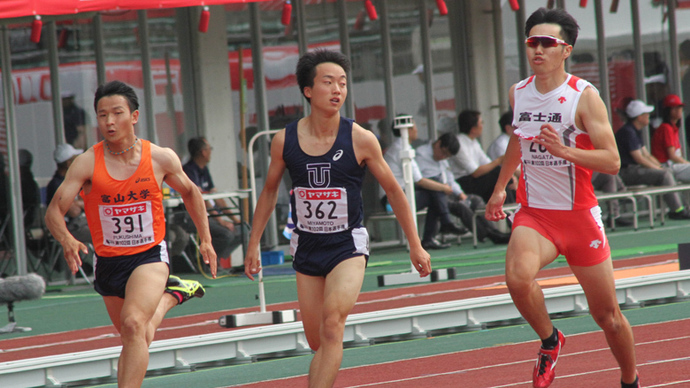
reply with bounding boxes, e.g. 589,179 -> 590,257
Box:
377,267 -> 456,287
219,309 -> 297,328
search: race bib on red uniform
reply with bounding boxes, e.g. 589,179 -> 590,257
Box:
293,187 -> 348,233
99,201 -> 155,247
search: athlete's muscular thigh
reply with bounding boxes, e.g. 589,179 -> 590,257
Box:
121,262 -> 168,322
322,256 -> 366,318
506,226 -> 559,285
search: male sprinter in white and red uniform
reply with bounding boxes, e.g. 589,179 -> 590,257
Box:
46,80 -> 217,388
244,50 -> 431,388
485,8 -> 638,388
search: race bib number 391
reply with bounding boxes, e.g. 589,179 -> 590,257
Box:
294,187 -> 348,234
99,201 -> 155,247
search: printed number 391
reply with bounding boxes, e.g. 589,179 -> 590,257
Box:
112,215 -> 144,234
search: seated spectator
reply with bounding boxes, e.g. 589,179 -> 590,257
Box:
617,99 -> 690,219
651,94 -> 690,182
182,137 -> 243,261
415,133 -> 510,244
448,110 -> 516,203
591,172 -> 631,225
487,110 -> 514,160
379,115 -> 466,250
21,149 -> 73,276
46,144 -> 92,244
61,91 -> 88,150
19,149 -> 41,229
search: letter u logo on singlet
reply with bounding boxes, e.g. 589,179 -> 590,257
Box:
307,163 -> 331,188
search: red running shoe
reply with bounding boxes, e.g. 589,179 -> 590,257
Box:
533,330 -> 566,388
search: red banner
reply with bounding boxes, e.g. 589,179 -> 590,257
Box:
0,0 -> 369,19
0,0 -> 270,19
654,0 -> 690,9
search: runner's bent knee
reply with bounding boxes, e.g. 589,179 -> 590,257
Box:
120,313 -> 148,338
590,305 -> 624,332
505,258 -> 539,293
320,313 -> 346,343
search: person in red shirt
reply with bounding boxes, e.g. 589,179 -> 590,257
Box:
651,94 -> 690,182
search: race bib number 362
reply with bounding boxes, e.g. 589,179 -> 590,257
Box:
99,201 -> 155,247
294,187 -> 348,234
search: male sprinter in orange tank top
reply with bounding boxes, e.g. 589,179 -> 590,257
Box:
45,80 -> 216,388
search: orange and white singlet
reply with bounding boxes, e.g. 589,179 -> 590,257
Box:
82,140 -> 166,257
512,74 -> 598,211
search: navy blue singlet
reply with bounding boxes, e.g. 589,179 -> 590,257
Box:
283,117 -> 369,277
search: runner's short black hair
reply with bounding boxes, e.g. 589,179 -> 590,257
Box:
296,49 -> 351,103
525,7 -> 580,47
94,80 -> 139,113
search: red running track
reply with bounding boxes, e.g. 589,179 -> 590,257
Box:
0,254 -> 678,365
231,318 -> 690,387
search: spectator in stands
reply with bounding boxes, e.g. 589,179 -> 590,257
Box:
183,137 -> 243,262
617,99 -> 690,219
62,91 -> 88,150
651,94 -> 690,183
379,115 -> 466,250
448,109 -> 517,203
46,144 -> 92,244
644,51 -> 670,128
415,132 -> 511,244
20,149 -> 60,274
591,172 -> 630,225
679,40 -> 690,146
19,149 -> 41,229
487,110 -> 515,160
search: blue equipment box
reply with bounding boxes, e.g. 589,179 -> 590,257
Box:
261,251 -> 285,266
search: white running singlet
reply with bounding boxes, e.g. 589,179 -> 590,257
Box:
512,74 -> 599,210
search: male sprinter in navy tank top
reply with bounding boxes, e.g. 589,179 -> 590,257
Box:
245,50 -> 431,387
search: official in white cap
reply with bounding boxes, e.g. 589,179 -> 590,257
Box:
46,143 -> 93,244
615,99 -> 690,219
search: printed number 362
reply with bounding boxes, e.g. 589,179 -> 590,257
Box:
302,201 -> 337,219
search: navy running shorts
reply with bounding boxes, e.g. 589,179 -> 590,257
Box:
94,241 -> 170,298
290,227 -> 369,277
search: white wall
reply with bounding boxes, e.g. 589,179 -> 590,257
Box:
194,5 -> 239,192
469,1 -> 502,148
